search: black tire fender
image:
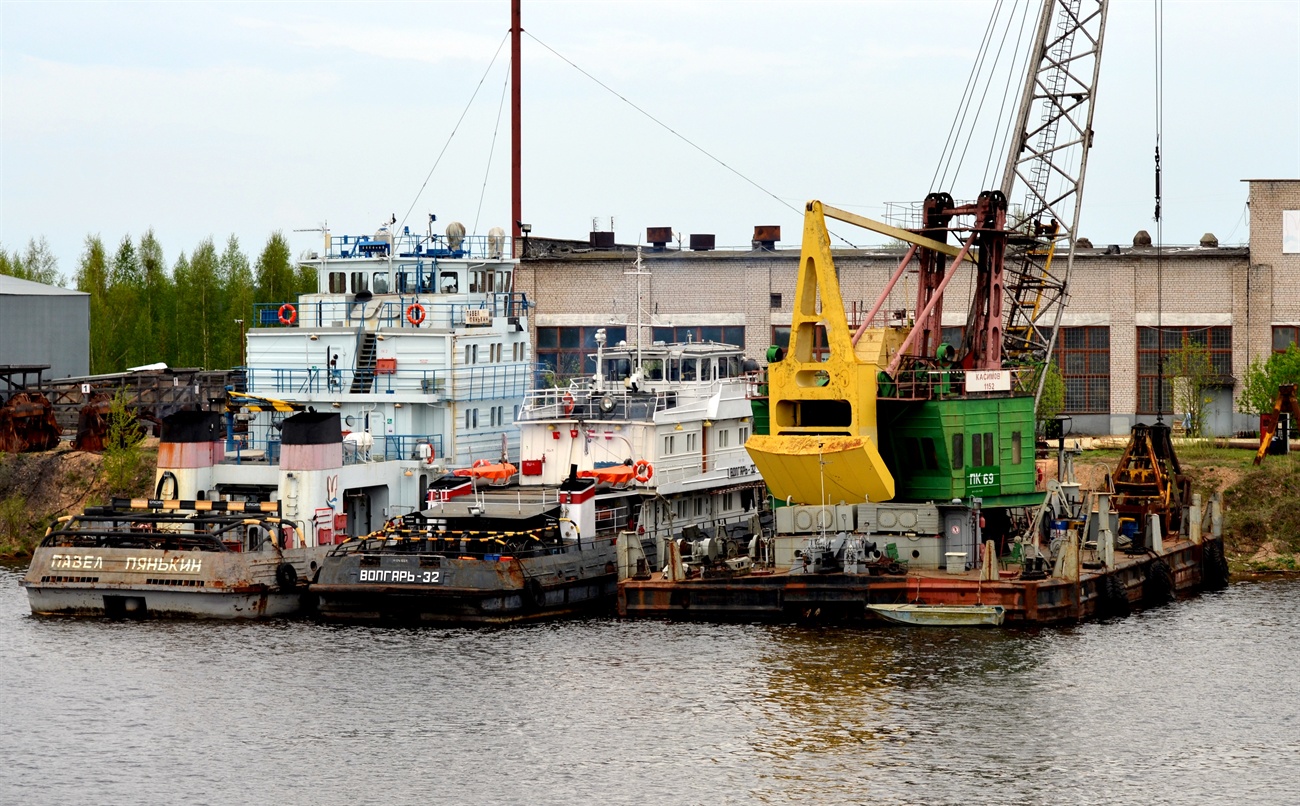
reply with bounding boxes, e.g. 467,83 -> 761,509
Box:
275,562 -> 298,592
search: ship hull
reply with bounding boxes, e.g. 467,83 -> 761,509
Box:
619,535 -> 1226,627
21,545 -> 328,619
316,544 -> 618,625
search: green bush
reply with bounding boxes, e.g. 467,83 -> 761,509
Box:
102,391 -> 146,496
1238,345 -> 1300,416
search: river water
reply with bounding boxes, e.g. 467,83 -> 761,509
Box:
1,566 -> 1296,806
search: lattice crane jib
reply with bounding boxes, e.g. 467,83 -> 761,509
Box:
999,0 -> 1109,397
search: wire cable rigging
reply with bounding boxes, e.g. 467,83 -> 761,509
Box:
400,30 -> 511,236
1154,0 -> 1165,422
474,58 -> 513,236
523,30 -> 862,247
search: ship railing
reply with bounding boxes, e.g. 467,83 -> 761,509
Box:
878,364 -> 1036,401
384,434 -> 445,463
323,232 -> 514,261
222,429 -> 443,466
328,538 -> 569,560
594,503 -> 636,535
518,384 -> 676,422
253,293 -> 530,331
240,363 -> 534,401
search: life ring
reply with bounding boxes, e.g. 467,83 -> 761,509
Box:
472,458 -> 491,468
633,460 -> 654,483
562,393 -> 575,417
278,303 -> 297,326
406,303 -> 426,326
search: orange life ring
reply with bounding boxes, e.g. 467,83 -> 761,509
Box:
562,393 -> 575,417
472,458 -> 491,468
278,303 -> 297,326
406,303 -> 426,326
633,460 -> 654,483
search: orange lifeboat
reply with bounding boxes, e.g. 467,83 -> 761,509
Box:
452,460 -> 518,484
578,464 -> 636,486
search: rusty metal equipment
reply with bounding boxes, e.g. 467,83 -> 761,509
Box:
1254,383 -> 1300,464
73,393 -> 114,452
0,391 -> 62,453
1111,422 -> 1191,547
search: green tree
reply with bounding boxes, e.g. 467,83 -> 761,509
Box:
106,235 -> 146,369
171,252 -> 197,367
139,230 -> 177,366
1164,336 -> 1216,437
220,234 -> 254,368
1238,345 -> 1300,416
0,236 -> 63,285
176,239 -> 221,369
74,235 -> 111,373
102,389 -> 146,496
254,231 -> 297,305
1020,361 -> 1064,434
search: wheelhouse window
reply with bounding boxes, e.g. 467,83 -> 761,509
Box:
654,325 -> 745,347
350,272 -> 368,294
328,272 -> 346,293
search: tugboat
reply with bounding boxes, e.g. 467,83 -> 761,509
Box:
22,219 -> 533,618
314,332 -> 770,624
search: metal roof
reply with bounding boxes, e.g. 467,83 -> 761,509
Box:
0,275 -> 88,297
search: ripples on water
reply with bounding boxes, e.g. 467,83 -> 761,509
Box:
1,565 -> 1296,805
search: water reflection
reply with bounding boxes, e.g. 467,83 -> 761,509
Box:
2,566 -> 1298,806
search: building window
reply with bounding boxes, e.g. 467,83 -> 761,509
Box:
536,326 -> 627,381
686,433 -> 697,452
717,429 -> 730,448
465,408 -> 478,429
1057,326 -> 1110,413
1273,325 -> 1300,354
770,293 -> 782,309
1137,326 -> 1231,413
663,434 -> 676,455
652,326 -> 745,347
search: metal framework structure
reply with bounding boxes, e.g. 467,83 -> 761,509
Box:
998,0 -> 1109,396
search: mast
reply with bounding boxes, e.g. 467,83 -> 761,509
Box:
511,0 -> 523,258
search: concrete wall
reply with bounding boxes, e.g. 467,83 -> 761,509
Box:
0,287 -> 90,379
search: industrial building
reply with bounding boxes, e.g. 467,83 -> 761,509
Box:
517,179 -> 1300,437
0,275 -> 89,380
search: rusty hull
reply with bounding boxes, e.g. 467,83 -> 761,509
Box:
619,536 -> 1220,626
22,545 -> 328,619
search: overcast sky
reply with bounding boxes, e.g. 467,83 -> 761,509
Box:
2,0 -> 1297,278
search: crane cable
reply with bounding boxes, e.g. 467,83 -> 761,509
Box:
1154,0 -> 1165,422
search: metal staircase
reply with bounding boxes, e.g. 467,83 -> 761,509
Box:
350,331 -> 378,394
